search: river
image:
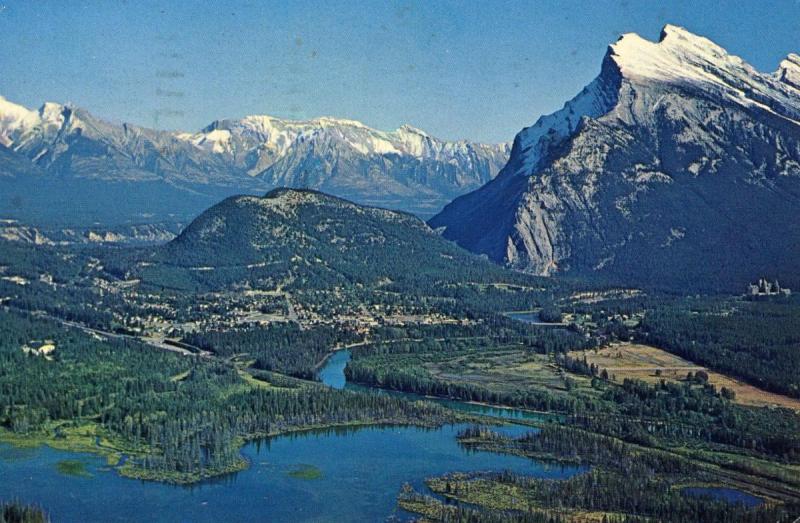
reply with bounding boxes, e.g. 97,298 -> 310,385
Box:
319,349 -> 562,422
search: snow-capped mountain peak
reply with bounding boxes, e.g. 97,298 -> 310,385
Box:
609,24 -> 740,83
38,102 -> 67,125
512,24 -> 800,177
0,95 -> 510,219
777,53 -> 800,90
181,112 -> 510,166
183,114 -> 409,159
0,97 -> 74,150
430,24 -> 800,289
312,116 -> 369,129
609,24 -> 800,123
0,96 -> 42,147
396,124 -> 429,137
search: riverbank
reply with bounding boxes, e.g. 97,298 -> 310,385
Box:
316,347 -> 566,425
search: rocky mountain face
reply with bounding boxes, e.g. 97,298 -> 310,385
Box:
184,117 -> 508,216
430,25 -> 800,290
0,97 -> 508,224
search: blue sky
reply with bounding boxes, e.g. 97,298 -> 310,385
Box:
1,1 -> 798,143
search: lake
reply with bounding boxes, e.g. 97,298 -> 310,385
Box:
0,352 -> 582,522
0,424 -> 580,522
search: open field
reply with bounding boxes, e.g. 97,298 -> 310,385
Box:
572,343 -> 800,411
416,346 -> 597,397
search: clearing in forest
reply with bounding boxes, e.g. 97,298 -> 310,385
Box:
572,343 -> 800,411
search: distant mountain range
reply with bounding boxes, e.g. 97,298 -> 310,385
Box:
0,97 -> 509,224
430,25 -> 800,290
0,219 -> 182,246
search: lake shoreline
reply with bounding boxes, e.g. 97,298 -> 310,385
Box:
0,415 -> 460,486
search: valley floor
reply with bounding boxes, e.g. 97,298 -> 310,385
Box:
2,236 -> 800,521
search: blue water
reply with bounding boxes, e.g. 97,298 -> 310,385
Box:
6,347 -> 762,521
318,349 -> 563,423
682,487 -> 764,507
0,424 -> 581,522
316,351 -> 768,514
0,351 -> 585,522
317,350 -> 350,390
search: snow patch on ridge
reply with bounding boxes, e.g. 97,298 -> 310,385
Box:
610,25 -> 800,124
777,53 -> 800,90
0,97 -> 71,150
0,96 -> 42,147
515,63 -> 621,175
513,24 -> 800,177
190,129 -> 232,154
178,112 -> 508,173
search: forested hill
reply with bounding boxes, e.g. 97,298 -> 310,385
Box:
142,188 -> 537,292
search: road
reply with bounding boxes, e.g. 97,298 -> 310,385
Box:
9,306 -> 211,358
